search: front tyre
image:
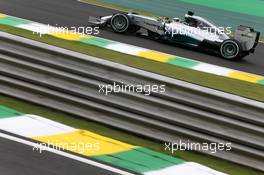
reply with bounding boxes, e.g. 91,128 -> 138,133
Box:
220,39 -> 241,60
110,14 -> 130,33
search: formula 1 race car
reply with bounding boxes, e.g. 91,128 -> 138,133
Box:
89,11 -> 260,60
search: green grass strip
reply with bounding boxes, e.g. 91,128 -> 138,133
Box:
180,0 -> 264,18
79,0 -> 156,16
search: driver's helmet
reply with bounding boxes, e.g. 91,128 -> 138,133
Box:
172,17 -> 181,23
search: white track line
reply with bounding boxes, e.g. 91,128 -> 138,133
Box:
0,132 -> 136,175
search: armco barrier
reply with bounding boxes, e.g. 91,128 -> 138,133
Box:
0,13 -> 264,85
0,32 -> 264,171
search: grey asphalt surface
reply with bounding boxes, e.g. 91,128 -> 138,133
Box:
0,0 -> 263,75
0,135 -> 120,175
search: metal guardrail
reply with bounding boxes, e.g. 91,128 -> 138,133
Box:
0,32 -> 263,171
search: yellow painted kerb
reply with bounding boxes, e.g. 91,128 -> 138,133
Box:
49,31 -> 92,41
228,71 -> 264,83
33,130 -> 138,156
138,51 -> 174,62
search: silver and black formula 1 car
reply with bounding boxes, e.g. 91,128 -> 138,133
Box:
89,11 -> 260,60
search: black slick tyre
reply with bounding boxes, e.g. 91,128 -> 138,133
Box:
220,39 -> 241,60
110,13 -> 130,33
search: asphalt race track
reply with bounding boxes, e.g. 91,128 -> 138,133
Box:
0,0 -> 263,75
0,134 -> 120,175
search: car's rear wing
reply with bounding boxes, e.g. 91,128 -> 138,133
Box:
234,25 -> 260,52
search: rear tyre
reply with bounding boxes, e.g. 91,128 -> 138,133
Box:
110,13 -> 130,33
220,39 -> 241,60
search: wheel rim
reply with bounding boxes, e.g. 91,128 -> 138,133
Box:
112,15 -> 127,31
222,42 -> 239,59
